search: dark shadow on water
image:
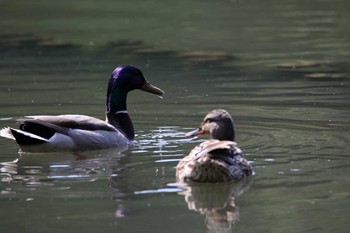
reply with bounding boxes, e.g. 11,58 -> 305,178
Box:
0,33 -> 79,50
0,32 -> 241,83
6,32 -> 348,85
275,60 -> 350,80
100,38 -> 237,70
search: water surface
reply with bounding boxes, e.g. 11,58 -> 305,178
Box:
1,0 -> 349,233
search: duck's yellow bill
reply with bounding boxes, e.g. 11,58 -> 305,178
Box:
185,128 -> 205,137
140,81 -> 165,97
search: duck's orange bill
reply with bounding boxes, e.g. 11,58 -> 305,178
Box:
185,128 -> 205,137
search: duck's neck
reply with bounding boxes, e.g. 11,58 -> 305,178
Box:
106,111 -> 134,141
107,89 -> 128,113
212,123 -> 235,141
106,90 -> 134,140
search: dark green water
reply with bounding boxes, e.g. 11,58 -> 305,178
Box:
1,0 -> 349,232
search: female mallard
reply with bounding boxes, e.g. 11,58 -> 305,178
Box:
0,65 -> 164,153
176,109 -> 252,183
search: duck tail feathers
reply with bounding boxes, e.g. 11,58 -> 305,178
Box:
5,128 -> 49,145
0,127 -> 16,140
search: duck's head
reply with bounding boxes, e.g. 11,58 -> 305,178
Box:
106,65 -> 164,113
185,109 -> 236,141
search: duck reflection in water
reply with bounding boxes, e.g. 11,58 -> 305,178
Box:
0,147 -> 132,216
178,180 -> 252,233
1,147 -> 136,222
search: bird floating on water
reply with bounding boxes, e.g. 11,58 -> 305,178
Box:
0,65 -> 164,153
176,109 -> 253,183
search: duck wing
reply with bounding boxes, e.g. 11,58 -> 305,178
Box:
7,115 -> 118,147
23,115 -> 117,132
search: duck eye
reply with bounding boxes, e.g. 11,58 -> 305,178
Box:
205,118 -> 213,123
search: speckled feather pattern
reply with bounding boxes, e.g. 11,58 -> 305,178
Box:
176,139 -> 252,183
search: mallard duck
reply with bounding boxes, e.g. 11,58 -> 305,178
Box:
176,109 -> 252,183
0,65 -> 164,153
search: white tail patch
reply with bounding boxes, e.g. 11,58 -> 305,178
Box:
0,127 -> 15,140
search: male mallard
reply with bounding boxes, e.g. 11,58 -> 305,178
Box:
176,109 -> 252,183
0,65 -> 164,153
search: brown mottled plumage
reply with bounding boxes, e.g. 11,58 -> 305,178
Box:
176,109 -> 253,183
